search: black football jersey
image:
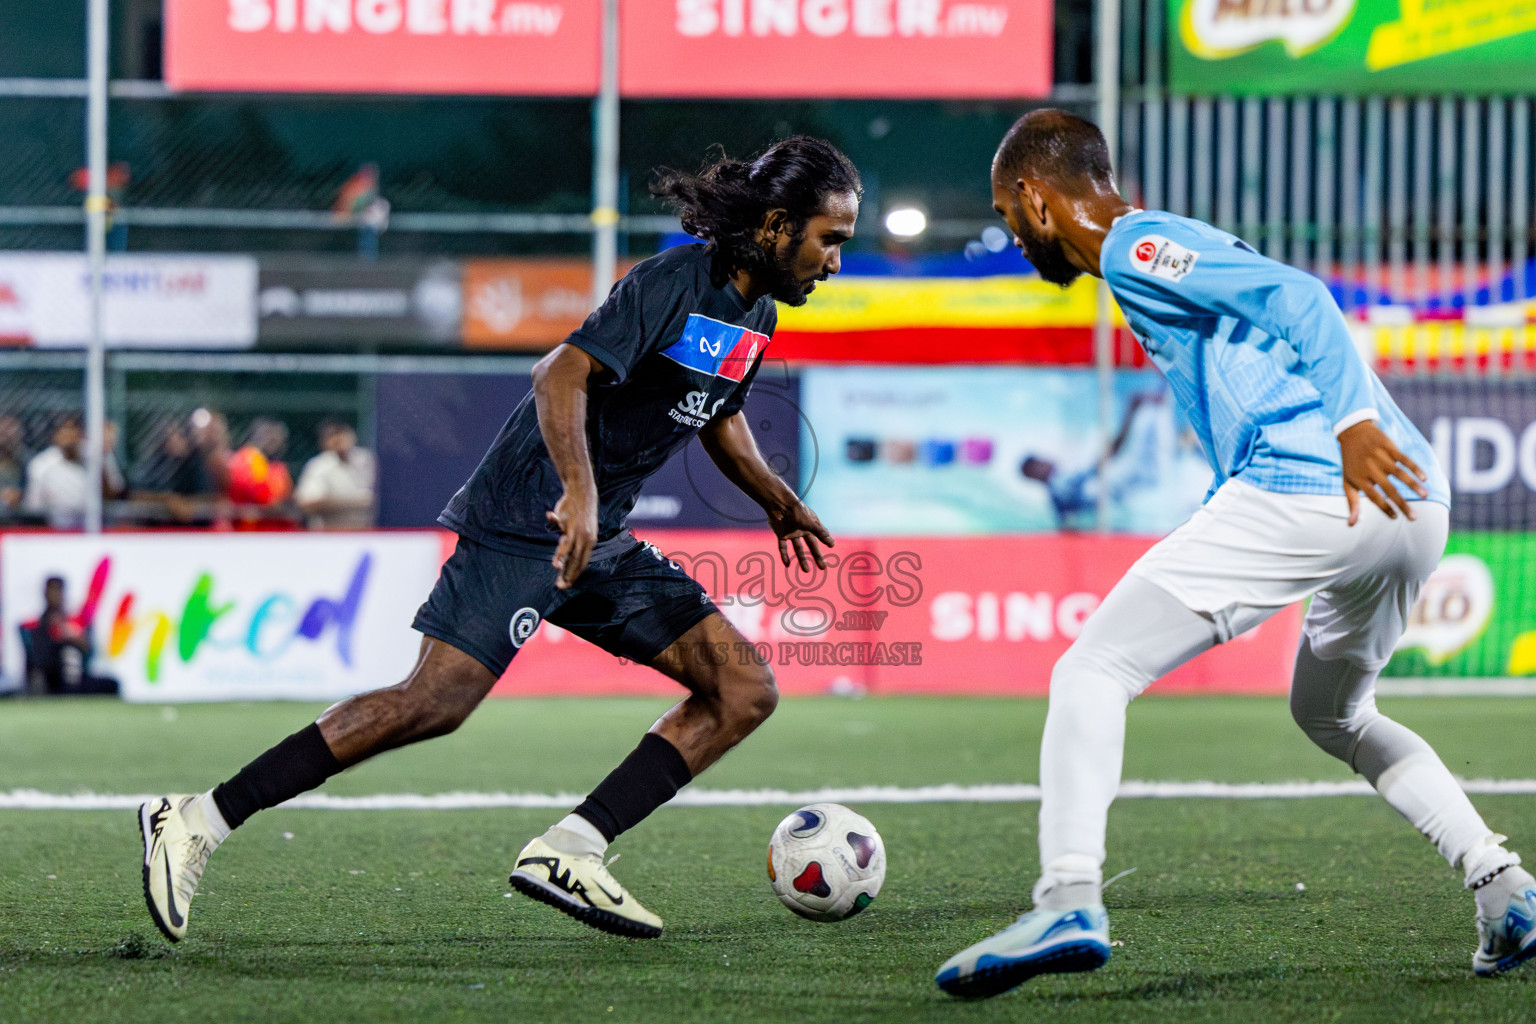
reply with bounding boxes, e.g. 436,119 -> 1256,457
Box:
440,244 -> 776,554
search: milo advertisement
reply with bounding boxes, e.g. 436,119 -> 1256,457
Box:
1386,533 -> 1536,679
1170,1 -> 1536,95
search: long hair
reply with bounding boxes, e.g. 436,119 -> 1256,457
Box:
650,136 -> 861,275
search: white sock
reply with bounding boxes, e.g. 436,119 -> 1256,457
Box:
541,813 -> 608,858
1374,753 -> 1497,870
195,790 -> 232,846
1034,854 -> 1103,911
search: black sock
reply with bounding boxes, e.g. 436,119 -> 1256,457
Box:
212,723 -> 343,829
573,733 -> 693,842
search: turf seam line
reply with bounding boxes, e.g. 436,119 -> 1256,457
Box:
7,779 -> 1536,810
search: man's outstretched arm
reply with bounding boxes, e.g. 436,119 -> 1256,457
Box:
699,410 -> 834,570
532,343 -> 605,588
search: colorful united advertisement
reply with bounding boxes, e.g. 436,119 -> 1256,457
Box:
622,0 -> 1053,98
165,0 -> 601,94
1386,532 -> 1536,679
0,534 -> 442,701
1170,0 -> 1536,95
496,530 -> 1301,696
797,366 -> 1213,536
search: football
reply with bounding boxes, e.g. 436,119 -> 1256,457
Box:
766,803 -> 886,921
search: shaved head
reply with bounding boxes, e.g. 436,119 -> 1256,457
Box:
993,108 -> 1116,191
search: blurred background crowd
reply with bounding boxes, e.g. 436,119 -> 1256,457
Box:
0,409 -> 374,531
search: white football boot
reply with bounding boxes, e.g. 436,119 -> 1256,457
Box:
139,795 -> 220,943
936,904 -> 1110,998
509,836 -> 662,938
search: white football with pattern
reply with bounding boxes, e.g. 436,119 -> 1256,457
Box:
767,802 -> 886,922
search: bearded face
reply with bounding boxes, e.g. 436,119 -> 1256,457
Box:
741,225 -> 819,306
1017,223 -> 1082,287
1008,194 -> 1081,288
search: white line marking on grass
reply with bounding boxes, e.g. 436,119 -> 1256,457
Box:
6,779 -> 1536,811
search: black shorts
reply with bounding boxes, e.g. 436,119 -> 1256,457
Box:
412,534 -> 719,677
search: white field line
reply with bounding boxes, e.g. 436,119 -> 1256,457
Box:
6,779 -> 1536,811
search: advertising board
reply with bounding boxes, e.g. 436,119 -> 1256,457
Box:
0,533 -> 442,702
1170,0 -> 1536,95
1385,532 -> 1536,680
621,0 -> 1053,98
165,0 -> 601,95
257,258 -> 462,345
495,530 -> 1302,696
799,366 -> 1213,536
1385,377 -> 1536,531
0,253 -> 257,349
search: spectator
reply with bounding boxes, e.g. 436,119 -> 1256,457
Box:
134,420 -> 217,523
295,419 -> 376,530
189,407 -> 233,498
101,418 -> 127,501
0,413 -> 28,514
228,417 -> 294,507
23,415 -> 126,529
137,420 -> 208,495
23,575 -> 118,695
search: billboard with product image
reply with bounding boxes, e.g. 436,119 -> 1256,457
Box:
799,366 -> 1213,537
1385,533 -> 1536,681
1169,0 -> 1536,95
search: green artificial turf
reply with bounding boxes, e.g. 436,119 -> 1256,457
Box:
2,696 -> 1535,1023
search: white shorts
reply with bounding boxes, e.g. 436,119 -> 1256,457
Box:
1128,478 -> 1449,670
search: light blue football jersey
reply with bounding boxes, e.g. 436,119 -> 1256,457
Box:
1101,210 -> 1449,506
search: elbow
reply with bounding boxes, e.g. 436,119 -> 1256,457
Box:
530,353 -> 556,394
532,346 -> 594,399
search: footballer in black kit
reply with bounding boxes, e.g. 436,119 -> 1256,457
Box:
419,243 -> 780,678
136,136 -> 862,946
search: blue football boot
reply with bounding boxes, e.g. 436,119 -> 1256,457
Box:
1474,881 -> 1536,977
936,904 -> 1110,998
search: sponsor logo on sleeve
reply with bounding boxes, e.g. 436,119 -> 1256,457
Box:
1129,234 -> 1199,283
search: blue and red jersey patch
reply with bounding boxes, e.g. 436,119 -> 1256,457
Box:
660,313 -> 769,383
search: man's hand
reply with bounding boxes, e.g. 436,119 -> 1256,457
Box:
1339,420 -> 1428,526
768,500 -> 835,571
547,487 -> 598,589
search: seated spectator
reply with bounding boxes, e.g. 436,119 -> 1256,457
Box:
0,413 -> 28,515
228,417 -> 294,506
295,419 -> 376,530
22,575 -> 118,695
23,416 -> 126,529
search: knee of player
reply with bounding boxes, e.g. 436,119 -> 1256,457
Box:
402,675 -> 483,738
1049,641 -> 1128,700
1289,699 -> 1360,754
409,699 -> 473,739
719,661 -> 778,727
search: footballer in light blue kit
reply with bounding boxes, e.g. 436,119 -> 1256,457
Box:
936,109 -> 1536,999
